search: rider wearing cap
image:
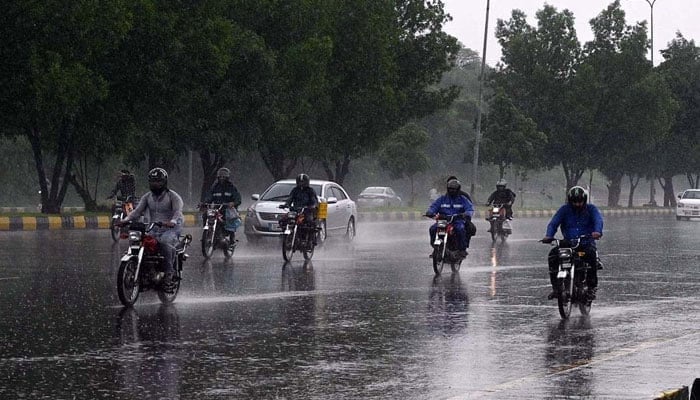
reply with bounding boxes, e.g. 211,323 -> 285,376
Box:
120,168 -> 184,292
542,186 -> 604,300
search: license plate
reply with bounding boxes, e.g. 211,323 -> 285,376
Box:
557,271 -> 567,278
269,223 -> 282,231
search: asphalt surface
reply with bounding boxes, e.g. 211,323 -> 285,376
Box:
0,214 -> 698,399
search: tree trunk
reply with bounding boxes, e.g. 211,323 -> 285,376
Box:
199,150 -> 227,203
562,162 -> 584,190
606,173 -> 622,207
626,175 -> 640,208
659,174 -> 676,207
68,174 -> 98,211
28,123 -> 74,214
322,156 -> 351,185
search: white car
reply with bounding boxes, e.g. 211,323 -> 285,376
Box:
676,189 -> 700,220
357,186 -> 402,208
244,179 -> 357,242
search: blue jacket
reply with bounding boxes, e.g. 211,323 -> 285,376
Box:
546,203 -> 603,246
427,194 -> 474,218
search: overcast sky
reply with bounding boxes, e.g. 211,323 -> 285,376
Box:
442,0 -> 699,66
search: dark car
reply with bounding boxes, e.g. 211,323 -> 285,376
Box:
357,186 -> 402,209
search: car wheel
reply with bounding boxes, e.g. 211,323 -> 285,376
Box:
345,218 -> 355,241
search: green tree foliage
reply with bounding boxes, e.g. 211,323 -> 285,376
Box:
0,0 -> 132,213
318,0 -> 459,184
481,88 -> 546,178
657,34 -> 700,203
378,123 -> 430,206
494,5 -> 589,189
584,1 -> 676,207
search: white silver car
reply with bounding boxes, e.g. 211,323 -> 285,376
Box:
244,179 -> 357,243
676,189 -> 700,220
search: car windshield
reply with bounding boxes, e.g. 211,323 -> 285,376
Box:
261,183 -> 322,201
361,188 -> 385,195
683,191 -> 700,199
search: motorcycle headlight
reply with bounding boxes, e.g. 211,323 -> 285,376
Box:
437,220 -> 448,228
129,231 -> 142,242
558,248 -> 572,261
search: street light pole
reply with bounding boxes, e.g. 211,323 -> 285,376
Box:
471,0 -> 490,202
644,0 -> 658,205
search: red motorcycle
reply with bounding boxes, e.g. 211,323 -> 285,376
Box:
199,203 -> 235,259
279,206 -> 319,262
427,214 -> 467,276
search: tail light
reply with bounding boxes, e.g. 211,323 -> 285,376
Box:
143,235 -> 159,254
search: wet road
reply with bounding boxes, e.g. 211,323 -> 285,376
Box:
0,215 -> 698,399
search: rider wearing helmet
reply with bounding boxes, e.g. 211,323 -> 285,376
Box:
542,186 -> 604,300
120,167 -> 184,292
280,173 -> 319,243
486,179 -> 516,220
425,178 -> 475,258
203,167 -> 242,247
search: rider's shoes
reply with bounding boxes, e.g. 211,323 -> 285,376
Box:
507,217 -> 513,220
162,273 -> 176,293
487,228 -> 492,233
457,250 -> 468,258
547,290 -> 560,300
587,287 -> 597,301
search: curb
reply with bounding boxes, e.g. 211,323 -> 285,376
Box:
357,208 -> 673,222
0,208 -> 674,231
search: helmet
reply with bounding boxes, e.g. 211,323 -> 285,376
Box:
148,167 -> 168,183
446,179 -> 461,196
296,173 -> 310,187
496,179 -> 507,189
217,167 -> 230,179
567,186 -> 588,204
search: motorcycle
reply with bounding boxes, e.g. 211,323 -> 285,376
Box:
109,196 -> 136,242
427,213 -> 467,276
199,203 -> 236,259
486,203 -> 512,242
117,221 -> 192,307
542,236 -> 599,319
279,206 -> 319,262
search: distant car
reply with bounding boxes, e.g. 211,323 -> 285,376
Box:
676,189 -> 700,220
244,179 -> 357,243
357,186 -> 402,208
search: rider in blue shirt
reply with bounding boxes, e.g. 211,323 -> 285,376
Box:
425,179 -> 474,257
542,186 -> 604,300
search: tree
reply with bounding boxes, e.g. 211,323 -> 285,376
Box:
657,34 -> 700,205
0,1 -> 132,213
378,123 -> 430,206
318,0 -> 459,184
480,88 -> 546,178
494,5 -> 592,189
583,1 -> 675,207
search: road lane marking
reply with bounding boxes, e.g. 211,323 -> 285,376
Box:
0,276 -> 20,281
447,330 -> 700,399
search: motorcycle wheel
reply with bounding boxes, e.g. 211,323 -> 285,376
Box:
557,275 -> 573,319
282,233 -> 294,262
117,259 -> 140,307
201,228 -> 215,258
110,215 -> 120,242
303,241 -> 315,260
432,246 -> 445,276
157,270 -> 180,304
490,221 -> 497,242
450,259 -> 462,273
223,239 -> 233,259
316,221 -> 327,246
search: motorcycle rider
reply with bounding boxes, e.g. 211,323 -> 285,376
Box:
107,169 -> 136,201
425,179 -> 474,258
486,179 -> 516,220
446,175 -> 473,202
119,168 -> 184,292
542,186 -> 604,300
203,167 -> 242,249
280,173 -> 319,242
